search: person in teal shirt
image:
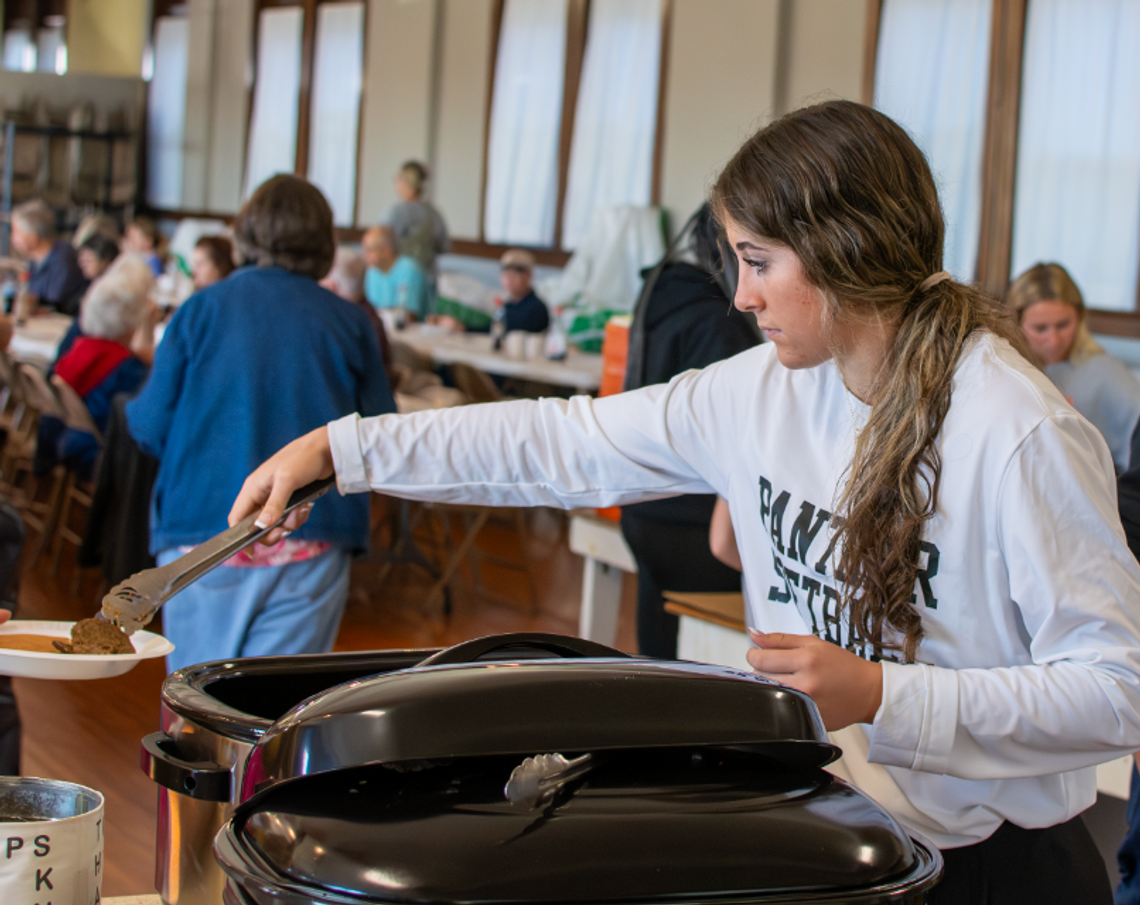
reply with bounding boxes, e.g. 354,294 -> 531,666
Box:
363,225 -> 430,318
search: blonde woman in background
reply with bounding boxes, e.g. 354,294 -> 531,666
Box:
1009,262 -> 1140,470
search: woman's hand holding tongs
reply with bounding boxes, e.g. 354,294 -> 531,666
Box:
229,426 -> 336,545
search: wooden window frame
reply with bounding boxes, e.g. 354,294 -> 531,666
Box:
252,0 -> 366,215
4,0 -> 68,35
144,0 -> 366,222
472,0 -> 672,262
866,0 -> 1140,337
144,0 -> 670,265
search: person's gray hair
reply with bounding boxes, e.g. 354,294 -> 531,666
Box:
326,246 -> 367,300
79,253 -> 153,339
11,199 -> 56,240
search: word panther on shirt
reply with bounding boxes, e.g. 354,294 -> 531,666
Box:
757,475 -> 941,662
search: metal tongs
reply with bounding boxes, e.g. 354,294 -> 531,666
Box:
100,476 -> 337,636
504,753 -> 595,809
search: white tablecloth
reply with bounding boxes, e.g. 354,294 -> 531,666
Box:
395,324 -> 603,392
9,311 -> 73,366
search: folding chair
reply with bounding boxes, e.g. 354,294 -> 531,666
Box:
48,376 -> 102,588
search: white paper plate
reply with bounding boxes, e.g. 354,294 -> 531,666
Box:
0,620 -> 174,680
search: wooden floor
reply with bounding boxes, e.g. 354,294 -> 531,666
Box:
11,503 -> 638,898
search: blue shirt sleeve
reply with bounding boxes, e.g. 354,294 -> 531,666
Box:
126,308 -> 190,459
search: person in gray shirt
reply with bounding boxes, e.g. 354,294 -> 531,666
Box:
379,160 -> 450,281
1009,262 -> 1140,471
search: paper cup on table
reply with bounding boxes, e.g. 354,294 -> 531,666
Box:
524,332 -> 546,360
0,777 -> 103,905
503,331 -> 526,360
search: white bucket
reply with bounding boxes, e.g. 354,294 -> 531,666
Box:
0,776 -> 104,905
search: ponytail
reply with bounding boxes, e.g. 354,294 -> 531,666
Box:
836,279 -> 1024,661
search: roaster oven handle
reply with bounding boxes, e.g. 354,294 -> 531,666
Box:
141,731 -> 233,802
418,632 -> 632,667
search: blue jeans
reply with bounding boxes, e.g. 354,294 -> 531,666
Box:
157,546 -> 351,674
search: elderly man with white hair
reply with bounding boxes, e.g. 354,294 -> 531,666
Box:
36,254 -> 153,480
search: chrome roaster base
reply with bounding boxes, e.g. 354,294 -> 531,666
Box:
141,648 -> 435,905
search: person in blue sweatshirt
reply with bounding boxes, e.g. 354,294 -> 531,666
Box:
128,174 -> 394,673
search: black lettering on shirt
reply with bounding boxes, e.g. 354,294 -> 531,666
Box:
800,575 -> 822,634
755,472 -> 941,663
910,541 -> 940,610
769,552 -> 792,604
769,490 -> 791,556
821,584 -> 841,644
758,476 -> 773,530
787,501 -> 831,565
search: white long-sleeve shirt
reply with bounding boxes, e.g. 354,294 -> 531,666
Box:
328,333 -> 1140,849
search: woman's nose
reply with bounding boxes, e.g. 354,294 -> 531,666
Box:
734,281 -> 760,312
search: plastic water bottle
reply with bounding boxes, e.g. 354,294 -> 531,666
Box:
544,307 -> 568,360
1,272 -> 16,314
490,298 -> 506,351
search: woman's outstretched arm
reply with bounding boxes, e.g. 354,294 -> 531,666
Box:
229,426 -> 335,544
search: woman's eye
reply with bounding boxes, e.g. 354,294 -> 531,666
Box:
743,258 -> 766,274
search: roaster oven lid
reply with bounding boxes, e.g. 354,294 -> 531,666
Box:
216,748 -> 943,905
239,633 -> 841,800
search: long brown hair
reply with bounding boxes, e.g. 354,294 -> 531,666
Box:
711,100 -> 1028,662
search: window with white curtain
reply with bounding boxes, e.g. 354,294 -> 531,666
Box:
146,16 -> 190,209
307,2 -> 365,226
2,27 -> 36,72
1011,0 -> 1140,311
36,23 -> 66,74
873,0 -> 991,283
561,0 -> 662,250
483,0 -> 568,246
243,6 -> 304,199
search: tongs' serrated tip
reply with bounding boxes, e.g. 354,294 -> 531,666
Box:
95,476 -> 337,638
100,580 -> 159,636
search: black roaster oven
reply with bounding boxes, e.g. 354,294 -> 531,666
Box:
144,633 -> 943,905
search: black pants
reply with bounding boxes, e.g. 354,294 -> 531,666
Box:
929,816 -> 1111,905
0,501 -> 23,776
619,511 -> 742,659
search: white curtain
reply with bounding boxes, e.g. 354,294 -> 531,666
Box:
3,28 -> 36,72
874,0 -> 991,282
307,2 -> 365,226
1011,0 -> 1140,312
561,0 -> 662,250
36,25 -> 66,74
146,17 -> 190,210
243,7 -> 303,200
483,0 -> 568,246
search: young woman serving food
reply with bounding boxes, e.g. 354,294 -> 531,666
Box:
229,101 -> 1140,904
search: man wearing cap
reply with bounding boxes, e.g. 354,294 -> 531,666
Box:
498,249 -> 550,334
